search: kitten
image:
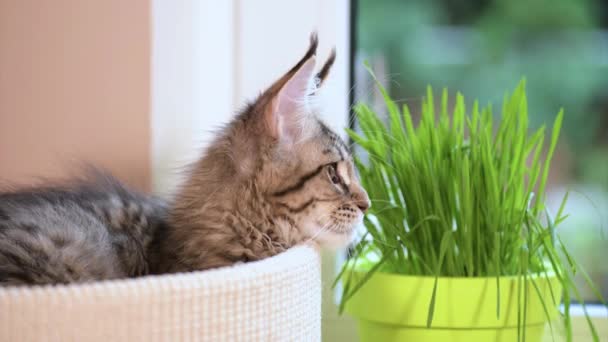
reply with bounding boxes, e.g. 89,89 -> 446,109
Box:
0,34 -> 369,285
155,34 -> 369,273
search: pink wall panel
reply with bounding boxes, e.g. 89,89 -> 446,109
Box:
0,0 -> 151,191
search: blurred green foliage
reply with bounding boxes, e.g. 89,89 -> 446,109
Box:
357,0 -> 607,155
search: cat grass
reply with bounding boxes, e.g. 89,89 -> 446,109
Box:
336,63 -> 607,341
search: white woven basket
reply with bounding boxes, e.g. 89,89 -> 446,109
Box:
0,245 -> 321,342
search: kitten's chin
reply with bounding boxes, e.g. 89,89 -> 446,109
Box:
312,230 -> 355,250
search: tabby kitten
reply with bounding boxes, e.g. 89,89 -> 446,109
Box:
155,34 -> 369,272
0,34 -> 369,285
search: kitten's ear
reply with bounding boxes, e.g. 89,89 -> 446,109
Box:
265,36 -> 318,144
314,48 -> 336,88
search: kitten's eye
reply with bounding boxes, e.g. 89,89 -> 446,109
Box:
327,163 -> 341,184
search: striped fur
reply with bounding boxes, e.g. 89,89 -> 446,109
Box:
0,172 -> 168,285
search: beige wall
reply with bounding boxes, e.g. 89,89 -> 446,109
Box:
0,0 -> 151,191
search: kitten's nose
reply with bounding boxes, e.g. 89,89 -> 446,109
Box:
356,199 -> 370,213
352,186 -> 370,213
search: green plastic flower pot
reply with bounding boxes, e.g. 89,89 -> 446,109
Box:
344,268 -> 562,341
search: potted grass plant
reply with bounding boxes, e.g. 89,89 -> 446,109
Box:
336,65 -> 606,341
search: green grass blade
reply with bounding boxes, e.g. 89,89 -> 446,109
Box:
534,109 -> 564,215
427,277 -> 439,328
427,230 -> 452,327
